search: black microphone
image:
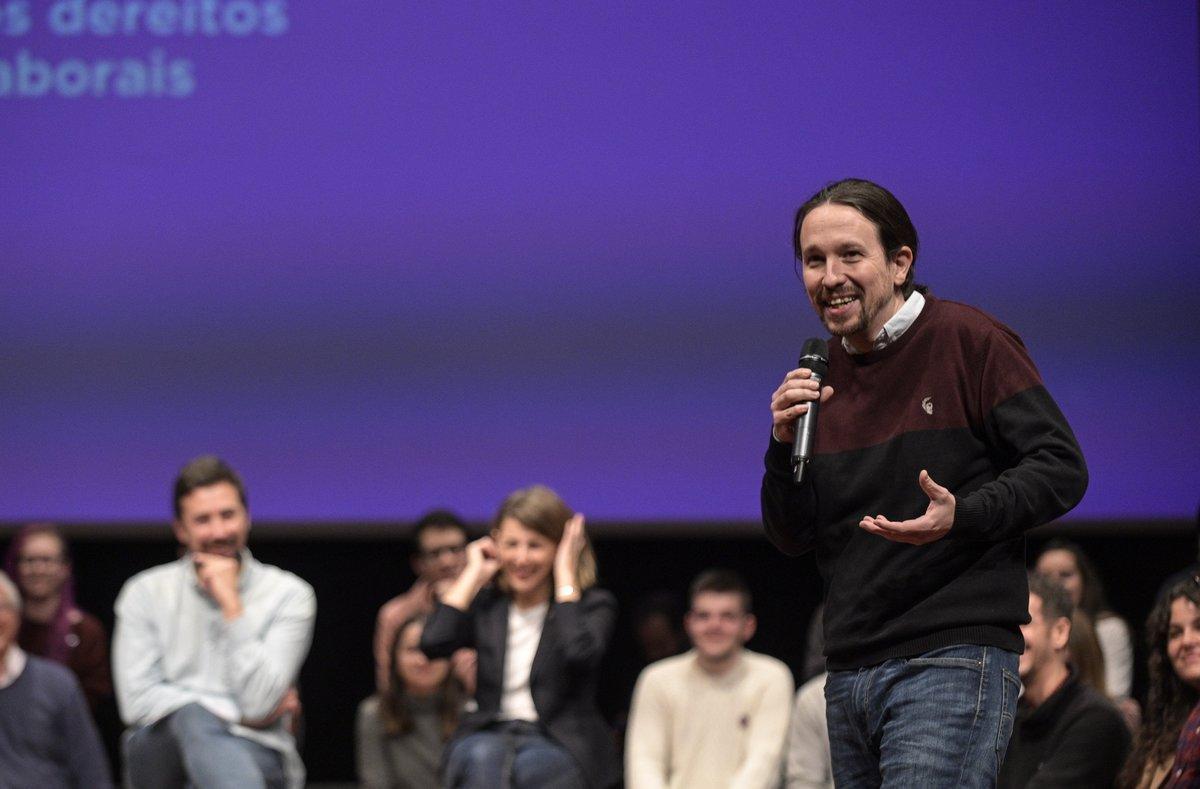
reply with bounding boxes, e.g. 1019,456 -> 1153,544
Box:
791,337 -> 829,484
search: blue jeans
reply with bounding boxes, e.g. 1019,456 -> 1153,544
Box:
824,644 -> 1020,788
123,702 -> 286,789
445,720 -> 584,789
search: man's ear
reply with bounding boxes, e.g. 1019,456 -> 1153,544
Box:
741,613 -> 758,644
1051,616 -> 1072,652
171,519 -> 187,546
890,246 -> 914,287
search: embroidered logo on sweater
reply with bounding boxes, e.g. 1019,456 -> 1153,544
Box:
921,397 -> 934,415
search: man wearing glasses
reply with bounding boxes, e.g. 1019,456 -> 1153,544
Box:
373,510 -> 475,694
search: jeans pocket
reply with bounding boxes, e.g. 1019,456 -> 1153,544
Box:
907,644 -> 985,671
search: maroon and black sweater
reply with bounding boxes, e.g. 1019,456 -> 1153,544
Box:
761,295 -> 1088,670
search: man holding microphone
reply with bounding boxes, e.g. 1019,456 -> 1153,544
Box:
761,178 -> 1088,787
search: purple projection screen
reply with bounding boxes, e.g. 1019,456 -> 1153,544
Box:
3,2 -> 1198,524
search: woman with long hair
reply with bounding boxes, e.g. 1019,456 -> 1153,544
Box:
421,485 -> 619,788
356,615 -> 461,788
2,522 -> 111,712
1036,539 -> 1134,699
1119,578 -> 1200,788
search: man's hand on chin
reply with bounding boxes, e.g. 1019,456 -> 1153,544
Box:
194,552 -> 244,620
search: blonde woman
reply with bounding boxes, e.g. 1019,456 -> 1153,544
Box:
421,485 -> 618,788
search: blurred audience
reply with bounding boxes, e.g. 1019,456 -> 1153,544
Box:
357,614 -> 461,788
625,569 -> 793,789
1036,540 -> 1134,699
2,522 -> 112,713
800,602 -> 825,683
113,455 -> 316,789
785,672 -> 833,789
1120,578 -> 1200,788
999,574 -> 1129,787
421,485 -> 619,788
374,510 -> 476,696
1067,608 -> 1108,696
0,570 -> 112,787
631,591 -> 687,665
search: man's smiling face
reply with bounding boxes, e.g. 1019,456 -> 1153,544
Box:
798,202 -> 911,352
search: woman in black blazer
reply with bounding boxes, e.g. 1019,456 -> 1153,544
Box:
421,485 -> 619,789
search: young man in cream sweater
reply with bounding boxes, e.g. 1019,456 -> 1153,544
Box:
626,569 -> 793,789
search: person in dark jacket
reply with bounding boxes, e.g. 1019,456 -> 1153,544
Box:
999,573 -> 1129,787
421,485 -> 618,788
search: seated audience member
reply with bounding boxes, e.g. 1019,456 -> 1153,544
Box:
998,574 -> 1129,788
786,672 -> 833,789
421,485 -> 619,789
631,591 -> 687,665
1036,540 -> 1133,699
625,569 -> 794,789
1067,608 -> 1108,695
1120,579 -> 1200,788
357,614 -> 461,788
0,570 -> 113,787
3,522 -> 112,712
375,510 -> 475,695
113,455 -> 316,789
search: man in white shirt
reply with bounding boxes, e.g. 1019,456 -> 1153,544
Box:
113,455 -> 316,789
626,569 -> 794,789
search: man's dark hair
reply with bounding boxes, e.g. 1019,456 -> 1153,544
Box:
413,509 -> 469,544
793,178 -> 922,298
689,568 -> 753,614
172,455 -> 247,518
1028,572 -> 1074,623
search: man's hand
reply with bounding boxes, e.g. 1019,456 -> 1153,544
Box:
858,470 -> 955,545
771,368 -> 834,443
193,552 -> 243,620
242,686 -> 301,732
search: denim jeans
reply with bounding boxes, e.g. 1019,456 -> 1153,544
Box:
123,702 -> 285,789
444,720 -> 584,789
824,644 -> 1020,788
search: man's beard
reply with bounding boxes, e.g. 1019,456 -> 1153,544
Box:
818,287 -> 873,338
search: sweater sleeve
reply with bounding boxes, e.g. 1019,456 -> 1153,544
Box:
219,578 -> 316,721
112,577 -> 198,727
952,328 -> 1088,541
625,668 -> 671,789
761,436 -> 819,556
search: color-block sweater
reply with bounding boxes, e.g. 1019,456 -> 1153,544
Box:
762,295 -> 1088,669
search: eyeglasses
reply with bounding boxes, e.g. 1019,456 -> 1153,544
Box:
420,545 -> 466,560
16,556 -> 64,568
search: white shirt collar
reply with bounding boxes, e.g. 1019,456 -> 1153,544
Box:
843,290 -> 926,354
0,645 -> 27,689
